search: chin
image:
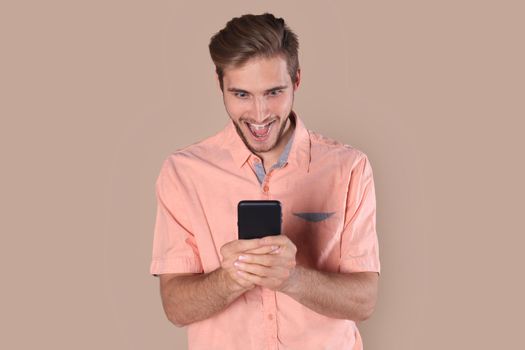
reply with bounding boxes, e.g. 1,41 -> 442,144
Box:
246,135 -> 277,153
232,117 -> 285,154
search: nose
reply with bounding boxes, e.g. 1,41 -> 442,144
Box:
251,95 -> 270,123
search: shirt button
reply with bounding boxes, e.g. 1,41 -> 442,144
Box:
263,185 -> 269,192
268,314 -> 274,320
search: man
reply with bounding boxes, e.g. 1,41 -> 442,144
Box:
150,13 -> 380,350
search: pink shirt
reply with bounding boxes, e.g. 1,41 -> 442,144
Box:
150,111 -> 380,350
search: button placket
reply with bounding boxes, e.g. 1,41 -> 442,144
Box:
262,168 -> 274,193
262,288 -> 278,350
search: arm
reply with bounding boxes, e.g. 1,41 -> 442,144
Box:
281,267 -> 379,321
159,268 -> 250,327
233,236 -> 379,322
159,240 -> 280,327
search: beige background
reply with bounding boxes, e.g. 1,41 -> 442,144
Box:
1,0 -> 524,349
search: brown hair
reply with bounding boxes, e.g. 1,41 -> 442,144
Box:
208,13 -> 300,91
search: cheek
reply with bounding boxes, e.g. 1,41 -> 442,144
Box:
268,94 -> 292,111
224,98 -> 249,116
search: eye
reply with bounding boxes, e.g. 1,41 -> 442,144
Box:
268,89 -> 283,97
234,92 -> 249,99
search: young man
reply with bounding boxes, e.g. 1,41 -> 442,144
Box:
150,13 -> 380,350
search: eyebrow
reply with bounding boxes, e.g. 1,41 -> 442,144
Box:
226,85 -> 288,94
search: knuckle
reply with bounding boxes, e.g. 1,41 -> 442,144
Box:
220,245 -> 229,256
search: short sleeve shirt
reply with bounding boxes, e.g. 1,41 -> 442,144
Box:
150,111 -> 380,350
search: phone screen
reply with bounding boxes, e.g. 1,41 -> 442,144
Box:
237,200 -> 282,239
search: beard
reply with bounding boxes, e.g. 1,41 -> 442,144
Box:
232,110 -> 292,154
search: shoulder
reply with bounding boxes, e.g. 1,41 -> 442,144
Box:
164,129 -> 227,166
308,130 -> 370,168
158,130 -> 226,179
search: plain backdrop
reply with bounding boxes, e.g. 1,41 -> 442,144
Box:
1,1 -> 524,349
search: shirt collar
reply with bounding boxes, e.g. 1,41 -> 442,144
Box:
221,110 -> 311,173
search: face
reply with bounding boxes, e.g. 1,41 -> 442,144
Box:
220,55 -> 300,154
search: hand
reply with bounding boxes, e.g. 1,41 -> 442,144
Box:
219,238 -> 281,293
233,235 -> 298,292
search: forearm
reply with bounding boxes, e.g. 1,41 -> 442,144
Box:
162,267 -> 250,327
282,266 -> 378,322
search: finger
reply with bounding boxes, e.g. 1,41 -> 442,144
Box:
221,238 -> 262,256
234,261 -> 288,278
243,245 -> 280,255
236,270 -> 264,285
261,236 -> 297,256
237,253 -> 284,267
235,270 -> 282,289
260,235 -> 290,247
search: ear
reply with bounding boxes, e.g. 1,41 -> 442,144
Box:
293,68 -> 301,91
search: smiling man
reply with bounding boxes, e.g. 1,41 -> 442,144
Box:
223,55 -> 295,169
150,13 -> 380,350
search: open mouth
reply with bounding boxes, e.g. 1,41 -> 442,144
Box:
245,120 -> 275,141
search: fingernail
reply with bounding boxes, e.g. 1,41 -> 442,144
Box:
238,255 -> 247,261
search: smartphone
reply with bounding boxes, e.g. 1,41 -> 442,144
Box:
237,200 -> 282,240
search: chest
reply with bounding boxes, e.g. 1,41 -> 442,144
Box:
185,163 -> 350,272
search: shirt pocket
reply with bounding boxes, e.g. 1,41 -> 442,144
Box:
285,210 -> 343,271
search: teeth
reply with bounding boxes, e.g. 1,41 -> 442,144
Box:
248,121 -> 272,130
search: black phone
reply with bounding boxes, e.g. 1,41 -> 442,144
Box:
237,200 -> 282,240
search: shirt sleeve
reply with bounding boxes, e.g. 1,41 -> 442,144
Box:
339,152 -> 381,274
149,156 -> 204,277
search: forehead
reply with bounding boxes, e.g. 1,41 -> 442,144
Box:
223,55 -> 290,91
